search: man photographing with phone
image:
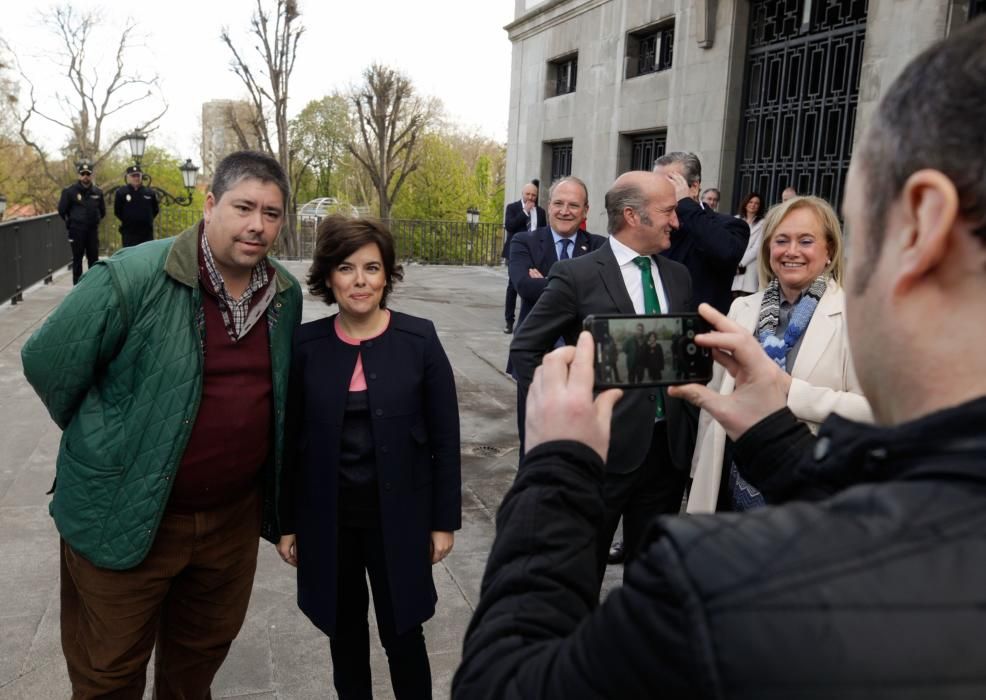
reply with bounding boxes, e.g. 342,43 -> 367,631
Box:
456,21 -> 986,698
510,169 -> 695,579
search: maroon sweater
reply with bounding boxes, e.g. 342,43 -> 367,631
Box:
168,275 -> 274,512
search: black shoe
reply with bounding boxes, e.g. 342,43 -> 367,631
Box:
504,322 -> 514,334
607,540 -> 625,564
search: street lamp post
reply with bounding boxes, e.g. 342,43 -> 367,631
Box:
127,130 -> 148,168
465,206 -> 480,261
109,129 -> 199,207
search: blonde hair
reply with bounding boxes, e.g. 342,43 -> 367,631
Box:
757,195 -> 844,289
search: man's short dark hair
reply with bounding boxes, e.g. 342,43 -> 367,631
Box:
307,215 -> 405,308
654,151 -> 702,186
857,18 -> 986,282
604,179 -> 647,235
210,150 -> 290,210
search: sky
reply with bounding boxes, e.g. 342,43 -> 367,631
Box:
1,0 -> 516,164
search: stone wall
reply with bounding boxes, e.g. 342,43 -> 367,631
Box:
503,0 -> 962,229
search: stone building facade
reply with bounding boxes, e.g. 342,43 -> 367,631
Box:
200,100 -> 263,181
504,0 -> 984,232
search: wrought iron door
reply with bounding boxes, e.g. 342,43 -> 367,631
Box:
734,0 -> 868,210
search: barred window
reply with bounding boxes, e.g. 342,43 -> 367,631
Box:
626,21 -> 674,79
548,54 -> 578,97
550,142 -> 573,181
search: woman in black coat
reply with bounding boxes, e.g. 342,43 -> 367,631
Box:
277,215 -> 461,699
643,331 -> 665,381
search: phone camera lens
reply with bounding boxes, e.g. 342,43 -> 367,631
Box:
686,343 -> 697,355
686,330 -> 695,339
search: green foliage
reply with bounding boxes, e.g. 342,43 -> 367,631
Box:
390,128 -> 505,223
290,93 -> 355,203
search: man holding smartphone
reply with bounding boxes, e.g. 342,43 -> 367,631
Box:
510,169 -> 694,578
457,22 -> 986,697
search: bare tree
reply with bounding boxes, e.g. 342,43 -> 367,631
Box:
8,6 -> 166,187
221,0 -> 303,255
348,64 -> 438,220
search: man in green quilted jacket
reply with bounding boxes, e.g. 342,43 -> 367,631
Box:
21,150 -> 303,698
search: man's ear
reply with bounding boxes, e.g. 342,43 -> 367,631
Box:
623,206 -> 637,228
203,192 -> 216,226
893,169 -> 959,296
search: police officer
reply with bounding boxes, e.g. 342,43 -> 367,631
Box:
114,164 -> 159,248
57,162 -> 106,285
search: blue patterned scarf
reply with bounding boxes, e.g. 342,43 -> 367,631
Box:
730,275 -> 828,510
756,276 -> 828,372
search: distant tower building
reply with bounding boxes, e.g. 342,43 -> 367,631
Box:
200,100 -> 263,181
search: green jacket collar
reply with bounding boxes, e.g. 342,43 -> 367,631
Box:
164,222 -> 297,293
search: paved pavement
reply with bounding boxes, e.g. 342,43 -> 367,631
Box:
0,261 -> 622,699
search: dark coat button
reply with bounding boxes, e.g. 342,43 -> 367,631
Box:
375,408 -> 383,416
384,481 -> 392,491
369,372 -> 377,380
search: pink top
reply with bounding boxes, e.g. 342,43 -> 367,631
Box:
334,311 -> 391,391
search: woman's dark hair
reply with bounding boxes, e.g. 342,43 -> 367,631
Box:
737,192 -> 765,221
307,215 -> 405,307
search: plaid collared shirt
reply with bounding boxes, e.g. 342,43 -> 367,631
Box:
200,229 -> 274,341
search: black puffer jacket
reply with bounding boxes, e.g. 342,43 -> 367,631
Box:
454,397 -> 986,699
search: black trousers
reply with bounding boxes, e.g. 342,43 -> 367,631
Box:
331,523 -> 432,700
504,278 -> 517,324
596,421 -> 688,584
122,228 -> 153,248
69,228 -> 99,285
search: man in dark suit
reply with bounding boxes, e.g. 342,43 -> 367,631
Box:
506,176 -> 606,440
510,170 -> 693,579
508,176 -> 606,332
654,152 -> 749,314
502,182 -> 546,333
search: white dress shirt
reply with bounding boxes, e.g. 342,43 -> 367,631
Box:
608,235 -> 670,313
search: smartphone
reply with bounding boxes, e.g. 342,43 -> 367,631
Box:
583,313 -> 713,388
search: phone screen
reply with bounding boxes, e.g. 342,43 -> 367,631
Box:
583,314 -> 713,388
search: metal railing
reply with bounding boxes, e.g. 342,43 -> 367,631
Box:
0,214 -> 71,305
95,211 -> 508,265
98,207 -> 201,255
285,218 -> 505,265
3,211 -> 505,305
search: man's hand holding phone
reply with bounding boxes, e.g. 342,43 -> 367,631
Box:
667,303 -> 788,441
525,332 -> 623,462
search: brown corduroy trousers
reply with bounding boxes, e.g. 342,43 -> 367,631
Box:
59,489 -> 262,700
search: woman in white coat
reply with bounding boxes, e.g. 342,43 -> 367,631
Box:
688,196 -> 872,513
731,192 -> 765,297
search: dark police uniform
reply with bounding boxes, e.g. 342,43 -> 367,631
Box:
114,176 -> 159,248
57,165 -> 106,284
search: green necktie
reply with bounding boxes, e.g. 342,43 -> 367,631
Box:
633,256 -> 665,419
